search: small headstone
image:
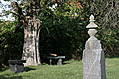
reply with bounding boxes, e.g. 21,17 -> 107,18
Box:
82,15 -> 106,79
8,60 -> 26,73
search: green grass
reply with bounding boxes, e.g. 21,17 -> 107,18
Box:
106,58 -> 119,79
0,58 -> 119,79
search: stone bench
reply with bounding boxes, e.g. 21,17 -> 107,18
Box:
8,60 -> 26,73
44,56 -> 65,65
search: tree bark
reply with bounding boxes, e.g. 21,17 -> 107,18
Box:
10,0 -> 41,66
20,0 -> 41,66
22,17 -> 41,66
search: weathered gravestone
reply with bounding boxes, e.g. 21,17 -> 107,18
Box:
8,60 -> 26,73
82,15 -> 106,79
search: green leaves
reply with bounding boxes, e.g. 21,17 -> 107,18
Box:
39,1 -> 88,60
0,20 -> 24,67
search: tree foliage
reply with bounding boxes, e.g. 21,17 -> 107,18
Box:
0,0 -> 88,67
0,20 -> 24,68
85,0 -> 119,56
1,0 -> 119,67
39,0 -> 88,60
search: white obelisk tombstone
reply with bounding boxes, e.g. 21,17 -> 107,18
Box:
82,15 -> 106,79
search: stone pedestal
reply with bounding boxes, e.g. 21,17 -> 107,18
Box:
8,60 -> 26,73
83,45 -> 106,79
82,15 -> 106,79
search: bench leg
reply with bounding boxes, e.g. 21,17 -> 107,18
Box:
50,59 -> 52,65
57,59 -> 62,65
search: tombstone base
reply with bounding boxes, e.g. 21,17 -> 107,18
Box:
8,60 -> 26,73
82,49 -> 106,79
9,64 -> 24,73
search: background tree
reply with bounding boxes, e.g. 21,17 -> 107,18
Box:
85,0 -> 119,56
1,0 -> 119,68
17,0 -> 41,66
1,0 -> 42,66
0,0 -> 87,67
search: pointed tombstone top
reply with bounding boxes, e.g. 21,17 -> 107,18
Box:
86,14 -> 98,28
89,14 -> 95,21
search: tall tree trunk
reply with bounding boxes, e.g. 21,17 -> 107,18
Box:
22,16 -> 41,66
22,1 -> 41,66
10,0 -> 41,66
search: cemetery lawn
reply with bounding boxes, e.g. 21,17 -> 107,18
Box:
0,58 -> 119,79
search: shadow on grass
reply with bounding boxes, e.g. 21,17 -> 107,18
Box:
106,55 -> 119,58
0,74 -> 22,79
0,66 -> 36,73
0,67 -> 9,72
24,67 -> 36,72
62,62 -> 70,65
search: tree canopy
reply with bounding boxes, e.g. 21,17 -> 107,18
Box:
0,0 -> 119,67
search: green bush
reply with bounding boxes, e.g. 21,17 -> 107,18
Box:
39,2 -> 88,60
0,20 -> 24,68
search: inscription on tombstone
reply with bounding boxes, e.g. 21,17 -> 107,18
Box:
82,15 -> 106,79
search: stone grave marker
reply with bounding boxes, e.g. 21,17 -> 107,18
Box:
82,15 -> 106,79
